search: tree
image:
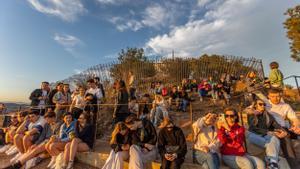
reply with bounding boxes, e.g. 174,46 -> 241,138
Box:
284,5 -> 300,62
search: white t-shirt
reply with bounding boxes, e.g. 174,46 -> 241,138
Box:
86,88 -> 103,100
28,116 -> 46,133
266,100 -> 297,128
38,90 -> 48,108
74,95 -> 85,109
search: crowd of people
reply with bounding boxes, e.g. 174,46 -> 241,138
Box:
1,61 -> 299,169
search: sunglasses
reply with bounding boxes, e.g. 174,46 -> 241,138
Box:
258,103 -> 266,106
225,114 -> 235,118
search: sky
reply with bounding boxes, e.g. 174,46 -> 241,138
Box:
0,0 -> 299,103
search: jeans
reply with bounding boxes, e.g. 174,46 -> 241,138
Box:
194,150 -> 220,169
150,107 -> 168,127
247,132 -> 280,162
179,99 -> 188,112
222,154 -> 265,169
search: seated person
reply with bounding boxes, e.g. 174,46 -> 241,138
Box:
150,94 -> 169,127
192,111 -> 220,169
138,94 -> 152,120
46,112 -> 75,169
246,99 -> 286,169
102,122 -> 131,169
129,97 -> 139,115
198,80 -> 212,101
125,114 -> 157,169
13,110 -> 46,162
168,86 -> 180,110
3,111 -> 60,169
0,114 -> 19,153
158,118 -> 187,169
178,87 -> 189,112
218,108 -> 265,169
63,113 -> 94,169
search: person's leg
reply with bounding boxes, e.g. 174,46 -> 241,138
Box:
222,155 -> 254,169
102,150 -> 116,169
14,134 -> 25,153
49,142 -> 66,156
23,135 -> 33,152
18,143 -> 46,165
161,157 -> 171,169
169,158 -> 184,169
64,142 -> 71,165
182,99 -> 188,112
113,151 -> 129,169
129,145 -> 144,169
246,154 -> 265,169
69,138 -> 89,162
194,150 -> 219,169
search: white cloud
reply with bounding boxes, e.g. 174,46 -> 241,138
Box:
53,33 -> 83,53
197,0 -> 211,7
96,0 -> 128,5
27,0 -> 87,22
109,3 -> 175,31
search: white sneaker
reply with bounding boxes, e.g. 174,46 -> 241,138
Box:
6,146 -> 19,156
47,156 -> 56,169
25,157 -> 37,169
10,152 -> 22,163
0,144 -> 11,153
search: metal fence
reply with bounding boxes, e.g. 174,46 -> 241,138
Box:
57,55 -> 264,93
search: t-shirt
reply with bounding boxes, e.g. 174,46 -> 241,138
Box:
38,90 -> 48,108
74,95 -> 85,109
27,116 -> 46,134
266,100 -> 297,128
86,88 -> 103,100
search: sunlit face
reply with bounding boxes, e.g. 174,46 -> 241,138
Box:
17,114 -> 25,123
256,101 -> 266,113
63,85 -> 70,92
225,110 -> 236,126
206,114 -> 218,125
41,82 -> 49,90
64,115 -> 73,125
11,115 -> 18,124
29,114 -> 38,123
78,114 -> 86,124
45,117 -> 55,124
126,121 -> 138,131
57,84 -> 64,91
79,88 -> 85,95
268,92 -> 281,105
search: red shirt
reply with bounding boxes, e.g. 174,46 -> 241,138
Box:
217,123 -> 246,156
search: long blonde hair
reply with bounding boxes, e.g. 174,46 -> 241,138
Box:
110,122 -> 128,145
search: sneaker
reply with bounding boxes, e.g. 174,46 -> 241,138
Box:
47,156 -> 56,169
10,152 -> 22,163
268,162 -> 279,169
6,146 -> 19,156
0,144 -> 11,153
25,157 -> 37,169
66,161 -> 74,169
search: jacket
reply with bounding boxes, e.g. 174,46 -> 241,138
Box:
29,89 -> 48,107
218,123 -> 246,156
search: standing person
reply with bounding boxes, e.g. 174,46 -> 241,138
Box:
94,77 -> 106,99
178,87 -> 189,112
113,80 -> 129,124
268,62 -> 284,88
217,108 -> 265,169
168,86 -> 180,110
128,97 -> 139,115
192,112 -> 220,169
138,94 -> 152,120
53,84 -> 68,122
63,113 -> 94,169
102,122 -> 131,169
0,103 -> 6,114
158,118 -> 187,169
128,71 -> 137,99
29,81 -> 50,116
48,82 -> 63,111
246,99 -> 285,169
86,79 -> 104,124
125,114 -> 157,169
69,86 -> 86,119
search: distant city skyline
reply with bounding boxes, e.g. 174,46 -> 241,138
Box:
0,0 -> 300,102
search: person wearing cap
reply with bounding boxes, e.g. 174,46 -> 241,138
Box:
125,114 -> 157,169
192,111 -> 220,169
158,118 -> 187,169
29,81 -> 50,116
3,111 -> 60,169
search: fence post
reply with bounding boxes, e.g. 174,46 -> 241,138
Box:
294,76 -> 300,96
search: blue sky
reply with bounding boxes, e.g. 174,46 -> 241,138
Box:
0,0 -> 299,102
